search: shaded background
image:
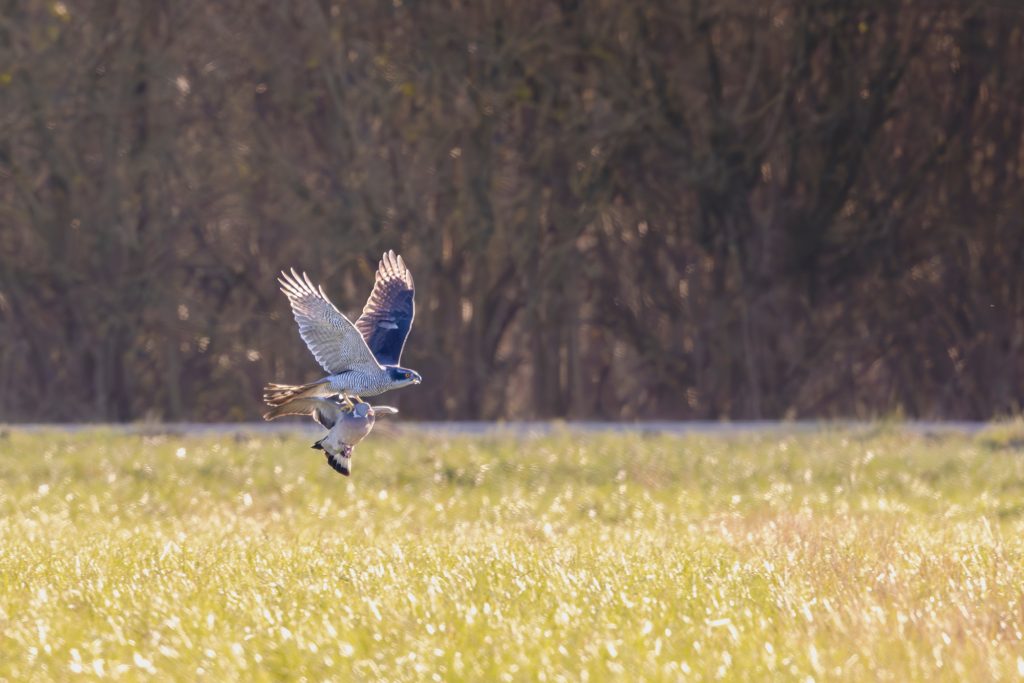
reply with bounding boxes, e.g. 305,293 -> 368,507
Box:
1,0 -> 1022,422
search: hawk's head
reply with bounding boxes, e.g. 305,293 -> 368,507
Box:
387,366 -> 422,388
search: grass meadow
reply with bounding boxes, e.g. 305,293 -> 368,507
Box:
2,425 -> 1024,681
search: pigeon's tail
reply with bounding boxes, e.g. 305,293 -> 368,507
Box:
262,379 -> 331,408
324,446 -> 353,476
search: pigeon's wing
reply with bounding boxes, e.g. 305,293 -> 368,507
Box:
355,250 -> 415,366
279,269 -> 381,375
312,405 -> 340,430
262,396 -> 342,426
372,406 -> 399,417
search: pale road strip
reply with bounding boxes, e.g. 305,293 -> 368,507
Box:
0,421 -> 996,437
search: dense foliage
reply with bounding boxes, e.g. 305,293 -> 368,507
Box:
1,1 -> 1022,420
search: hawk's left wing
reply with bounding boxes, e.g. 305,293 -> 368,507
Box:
355,250 -> 415,366
279,269 -> 381,375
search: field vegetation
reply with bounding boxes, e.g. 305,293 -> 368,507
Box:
2,426 -> 1024,681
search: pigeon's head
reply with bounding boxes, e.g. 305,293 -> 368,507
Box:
352,402 -> 372,419
387,366 -> 422,388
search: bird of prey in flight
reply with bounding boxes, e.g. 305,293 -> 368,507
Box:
264,397 -> 397,476
264,250 -> 421,410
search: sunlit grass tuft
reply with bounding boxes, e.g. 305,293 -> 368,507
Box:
2,426 -> 1024,680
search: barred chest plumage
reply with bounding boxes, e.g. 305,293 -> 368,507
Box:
325,369 -> 393,397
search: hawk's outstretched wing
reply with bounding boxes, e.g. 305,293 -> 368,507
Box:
355,250 -> 415,366
279,269 -> 381,375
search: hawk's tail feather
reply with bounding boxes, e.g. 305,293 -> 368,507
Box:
262,379 -> 331,407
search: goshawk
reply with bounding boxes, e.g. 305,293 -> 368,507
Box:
263,250 -> 421,410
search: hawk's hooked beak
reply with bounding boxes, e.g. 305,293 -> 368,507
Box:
411,371 -> 422,385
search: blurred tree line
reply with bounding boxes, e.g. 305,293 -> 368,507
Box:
1,0 -> 1022,421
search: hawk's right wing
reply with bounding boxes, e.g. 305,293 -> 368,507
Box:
355,250 -> 415,366
279,269 -> 381,375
